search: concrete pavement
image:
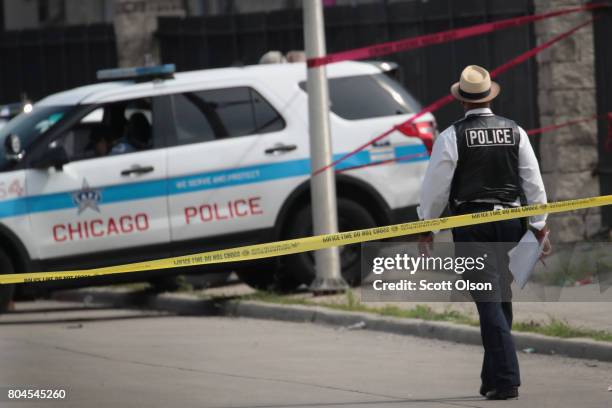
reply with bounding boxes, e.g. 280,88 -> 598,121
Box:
1,300 -> 611,408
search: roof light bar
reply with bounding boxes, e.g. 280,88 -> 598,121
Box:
96,64 -> 176,82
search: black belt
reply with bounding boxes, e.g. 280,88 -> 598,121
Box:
453,202 -> 514,215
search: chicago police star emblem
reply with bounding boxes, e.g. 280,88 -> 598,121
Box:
72,179 -> 102,214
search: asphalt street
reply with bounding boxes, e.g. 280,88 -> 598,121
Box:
1,301 -> 611,408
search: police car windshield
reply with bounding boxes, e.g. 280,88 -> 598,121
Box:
0,105 -> 71,170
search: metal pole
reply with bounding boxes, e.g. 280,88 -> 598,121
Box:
303,0 -> 347,293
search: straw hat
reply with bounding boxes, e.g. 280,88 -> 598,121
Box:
450,65 -> 500,103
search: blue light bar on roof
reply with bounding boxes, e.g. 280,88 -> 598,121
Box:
96,64 -> 176,82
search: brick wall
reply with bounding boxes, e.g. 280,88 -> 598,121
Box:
534,0 -> 601,241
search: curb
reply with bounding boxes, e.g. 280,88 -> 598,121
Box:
53,288 -> 222,316
52,288 -> 612,363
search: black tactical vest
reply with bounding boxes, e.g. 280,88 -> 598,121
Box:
449,113 -> 522,206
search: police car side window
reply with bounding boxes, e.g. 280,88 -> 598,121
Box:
172,93 -> 216,144
55,108 -> 106,161
56,98 -> 158,161
251,89 -> 285,133
170,87 -> 285,146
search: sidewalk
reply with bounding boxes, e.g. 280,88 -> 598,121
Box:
202,282 -> 612,332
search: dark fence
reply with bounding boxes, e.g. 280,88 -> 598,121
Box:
592,2 -> 612,228
0,24 -> 117,104
158,0 -> 539,131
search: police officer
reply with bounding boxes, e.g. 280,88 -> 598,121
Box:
417,65 -> 550,400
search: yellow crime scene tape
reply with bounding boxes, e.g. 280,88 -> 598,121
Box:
1,195 -> 611,285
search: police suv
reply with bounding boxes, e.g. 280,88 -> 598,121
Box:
0,62 -> 436,310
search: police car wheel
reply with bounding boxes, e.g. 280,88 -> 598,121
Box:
283,199 -> 377,287
148,275 -> 184,293
236,268 -> 276,291
237,263 -> 301,292
0,249 -> 15,313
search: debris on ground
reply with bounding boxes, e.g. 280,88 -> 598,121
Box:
343,321 -> 366,330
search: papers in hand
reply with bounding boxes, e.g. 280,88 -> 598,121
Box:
508,230 -> 548,289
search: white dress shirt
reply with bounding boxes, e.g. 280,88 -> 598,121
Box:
417,108 -> 547,230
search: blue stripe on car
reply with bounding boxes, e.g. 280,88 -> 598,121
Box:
0,146 -> 427,219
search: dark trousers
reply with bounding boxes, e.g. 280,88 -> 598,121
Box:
452,211 -> 524,390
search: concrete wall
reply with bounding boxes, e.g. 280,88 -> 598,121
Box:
212,0 -> 300,14
112,0 -> 186,67
3,0 -> 39,30
534,0 -> 601,242
3,0 -> 111,29
65,0 -> 108,24
199,0 -> 385,15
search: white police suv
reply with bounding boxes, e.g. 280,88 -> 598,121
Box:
0,62 -> 436,310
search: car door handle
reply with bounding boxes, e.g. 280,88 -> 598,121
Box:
121,165 -> 155,176
264,144 -> 297,155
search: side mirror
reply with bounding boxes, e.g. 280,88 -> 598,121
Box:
4,134 -> 24,162
31,144 -> 69,170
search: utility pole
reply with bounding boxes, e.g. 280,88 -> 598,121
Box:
303,0 -> 347,293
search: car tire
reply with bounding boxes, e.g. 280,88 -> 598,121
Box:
148,275 -> 184,293
184,271 -> 232,290
236,268 -> 276,291
282,198 -> 377,287
0,249 -> 15,313
237,266 -> 301,293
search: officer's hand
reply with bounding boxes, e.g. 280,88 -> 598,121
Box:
418,232 -> 434,257
534,226 -> 552,258
541,236 -> 552,258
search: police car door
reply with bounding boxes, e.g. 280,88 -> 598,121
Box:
25,96 -> 171,262
166,84 -> 299,248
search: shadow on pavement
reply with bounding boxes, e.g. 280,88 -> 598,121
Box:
5,305 -> 117,314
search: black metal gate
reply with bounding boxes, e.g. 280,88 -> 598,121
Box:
0,24 -> 117,104
157,0 -> 539,131
592,1 -> 612,228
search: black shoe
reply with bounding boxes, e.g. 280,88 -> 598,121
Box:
485,387 -> 519,400
479,384 -> 493,397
